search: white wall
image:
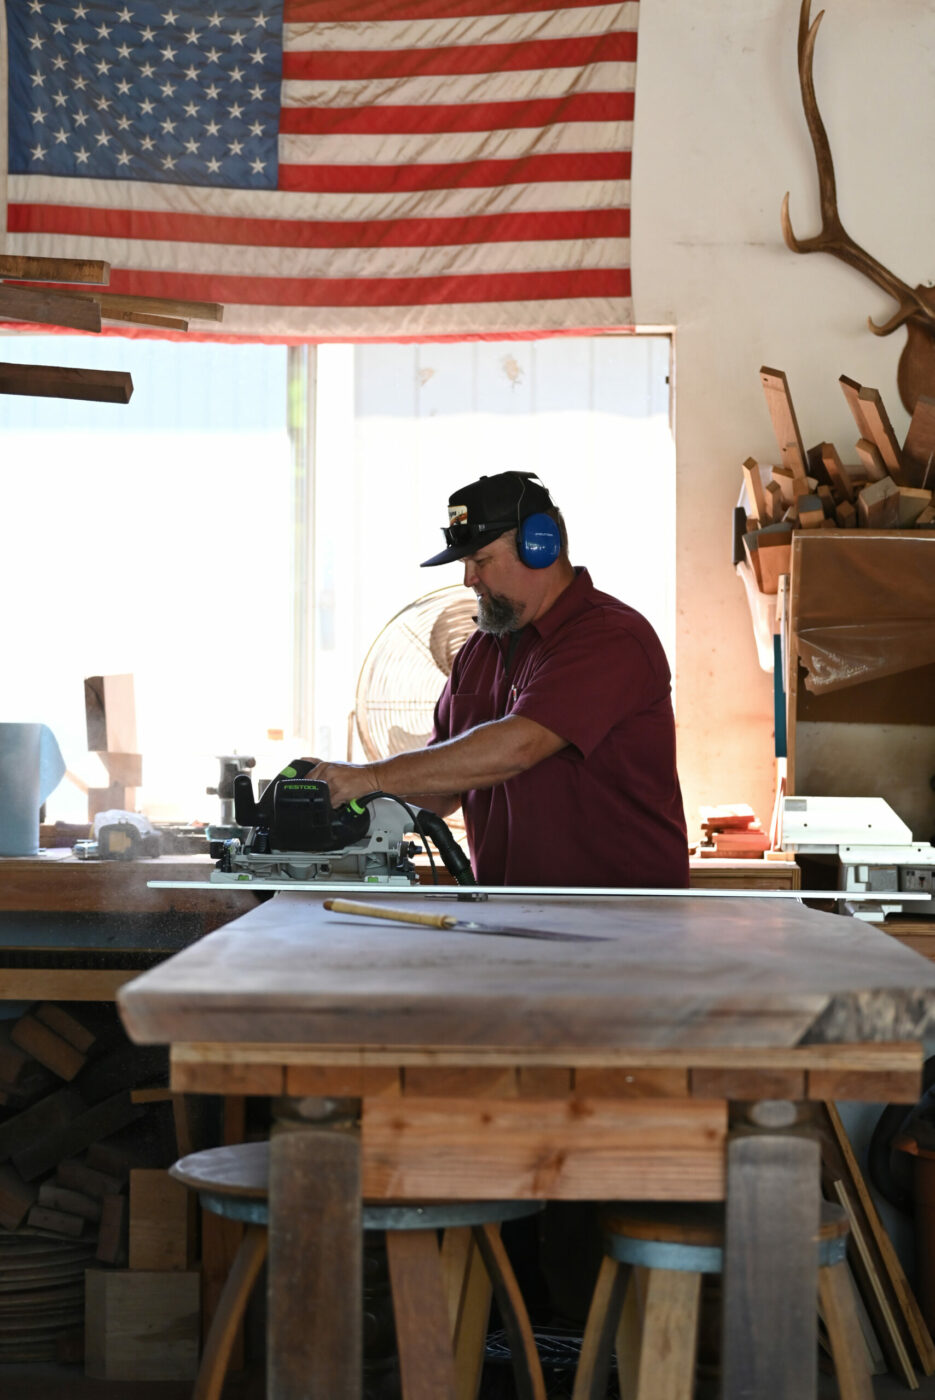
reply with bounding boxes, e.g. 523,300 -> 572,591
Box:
631,0 -> 933,835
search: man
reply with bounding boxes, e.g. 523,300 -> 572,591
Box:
308,469 -> 689,888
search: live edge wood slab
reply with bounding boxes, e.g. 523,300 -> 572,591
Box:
117,894 -> 935,1400
118,891 -> 935,1054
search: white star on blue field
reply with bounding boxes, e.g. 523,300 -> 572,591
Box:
7,0 -> 283,188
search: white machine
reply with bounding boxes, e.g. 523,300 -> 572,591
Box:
782,796 -> 935,920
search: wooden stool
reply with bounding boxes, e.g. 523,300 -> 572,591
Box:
572,1199 -> 872,1400
170,1142 -> 546,1400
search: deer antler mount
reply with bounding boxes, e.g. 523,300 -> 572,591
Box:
782,0 -> 935,413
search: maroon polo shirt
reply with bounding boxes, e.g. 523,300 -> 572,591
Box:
430,568 -> 689,888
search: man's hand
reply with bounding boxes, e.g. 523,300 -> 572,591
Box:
302,759 -> 380,807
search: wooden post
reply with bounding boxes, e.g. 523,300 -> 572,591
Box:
268,1097 -> 362,1400
721,1107 -> 821,1400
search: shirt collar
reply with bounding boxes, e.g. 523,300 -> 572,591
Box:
529,567 -> 594,640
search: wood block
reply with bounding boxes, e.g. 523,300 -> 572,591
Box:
902,394 -> 935,488
760,367 -> 808,475
771,465 -> 802,507
835,500 -> 857,529
858,386 -> 906,483
517,1067 -> 574,1097
795,494 -> 825,529
817,484 -> 835,515
26,1205 -> 85,1238
690,1067 -> 806,1100
13,1091 -> 143,1181
34,1004 -> 96,1055
0,252 -> 109,283
0,362 -> 131,404
0,1086 -> 85,1162
283,1065 -> 400,1097
0,1163 -> 38,1230
128,1170 -> 195,1271
0,284 -> 102,333
820,443 -> 856,502
896,488 -> 933,526
84,674 -> 137,754
57,1157 -> 124,1199
573,1067 -> 689,1097
10,1015 -> 86,1081
170,1057 -> 284,1096
763,479 -> 785,523
857,476 -> 900,529
85,1268 -> 200,1380
807,1069 -> 921,1103
38,1181 -> 102,1222
855,439 -> 888,482
96,1194 -> 129,1266
402,1067 -> 518,1098
742,458 -> 768,524
839,374 -> 874,440
916,504 -> 935,526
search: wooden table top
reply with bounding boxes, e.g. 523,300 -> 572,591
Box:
117,892 -> 935,1055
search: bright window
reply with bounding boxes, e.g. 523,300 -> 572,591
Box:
0,334 -> 293,822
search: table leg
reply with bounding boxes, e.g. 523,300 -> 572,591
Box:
268,1097 -> 362,1400
721,1106 -> 821,1400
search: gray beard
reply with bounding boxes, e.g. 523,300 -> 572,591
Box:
475,592 -> 524,636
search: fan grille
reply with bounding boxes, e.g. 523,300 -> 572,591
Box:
354,586 -> 476,762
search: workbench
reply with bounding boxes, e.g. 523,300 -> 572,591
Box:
0,853 -> 259,999
118,891 -> 935,1400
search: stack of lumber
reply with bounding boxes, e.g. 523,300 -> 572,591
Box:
0,1002 -> 182,1365
698,804 -> 771,859
740,367 -> 935,595
0,252 -> 222,405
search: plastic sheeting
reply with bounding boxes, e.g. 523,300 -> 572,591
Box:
792,532 -> 935,694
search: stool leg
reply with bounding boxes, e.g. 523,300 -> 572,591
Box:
472,1223 -> 546,1400
635,1268 -> 702,1400
194,1223 -> 268,1400
615,1268 -> 644,1400
818,1263 -> 874,1400
386,1228 -> 458,1400
440,1226 -> 494,1400
571,1256 -> 629,1400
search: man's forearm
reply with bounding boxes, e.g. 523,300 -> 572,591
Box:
372,716 -> 563,798
306,715 -> 565,807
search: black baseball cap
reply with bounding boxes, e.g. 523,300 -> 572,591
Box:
421,471 -> 556,567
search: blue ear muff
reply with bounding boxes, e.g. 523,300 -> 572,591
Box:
517,512 -> 561,568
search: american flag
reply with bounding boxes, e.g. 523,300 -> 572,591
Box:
2,0 -> 637,341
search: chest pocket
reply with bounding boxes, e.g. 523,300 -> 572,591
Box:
449,691 -> 498,734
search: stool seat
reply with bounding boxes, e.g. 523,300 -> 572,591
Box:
573,1197 -> 870,1400
172,1140 -> 547,1400
602,1198 -> 849,1248
171,1142 -> 543,1230
601,1199 -> 850,1269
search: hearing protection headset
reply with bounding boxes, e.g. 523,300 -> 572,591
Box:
514,473 -> 562,569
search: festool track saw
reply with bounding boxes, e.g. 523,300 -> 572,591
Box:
208,759 -> 474,887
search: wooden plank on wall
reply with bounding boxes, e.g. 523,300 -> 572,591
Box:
0,363 -> 131,405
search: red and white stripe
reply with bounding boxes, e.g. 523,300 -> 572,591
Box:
3,0 -> 637,341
